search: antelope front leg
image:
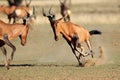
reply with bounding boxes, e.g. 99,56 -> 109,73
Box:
66,40 -> 82,66
72,34 -> 89,59
1,47 -> 10,70
3,34 -> 16,64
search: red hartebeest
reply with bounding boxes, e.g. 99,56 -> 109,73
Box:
10,5 -> 36,24
42,8 -> 101,66
0,11 -> 35,70
10,0 -> 34,23
59,0 -> 71,22
0,0 -> 33,23
0,5 -> 16,23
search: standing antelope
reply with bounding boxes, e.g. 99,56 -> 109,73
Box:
8,0 -> 33,23
0,11 -> 35,70
0,5 -> 16,23
59,0 -> 71,22
0,0 -> 32,24
10,5 -> 36,24
42,8 -> 101,66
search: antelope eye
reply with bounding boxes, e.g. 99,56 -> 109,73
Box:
52,15 -> 55,19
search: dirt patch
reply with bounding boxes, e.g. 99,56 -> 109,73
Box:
82,46 -> 106,67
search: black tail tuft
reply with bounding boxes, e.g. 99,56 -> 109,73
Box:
89,30 -> 102,35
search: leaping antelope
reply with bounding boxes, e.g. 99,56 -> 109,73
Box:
0,11 -> 35,70
59,0 -> 71,22
42,8 -> 102,66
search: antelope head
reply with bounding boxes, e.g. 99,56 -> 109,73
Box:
23,6 -> 36,25
42,7 -> 60,41
42,7 -> 56,23
59,0 -> 67,8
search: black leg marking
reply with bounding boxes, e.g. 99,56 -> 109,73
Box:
3,34 -> 16,63
1,46 -> 10,70
66,40 -> 82,66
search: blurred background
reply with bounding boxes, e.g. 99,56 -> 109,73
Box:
0,0 -> 120,24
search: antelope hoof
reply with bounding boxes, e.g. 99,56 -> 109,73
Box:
55,36 -> 59,41
7,66 -> 10,70
21,42 -> 25,46
5,65 -> 10,70
78,62 -> 83,66
82,52 -> 90,57
91,54 -> 94,58
8,59 -> 12,65
91,52 -> 95,58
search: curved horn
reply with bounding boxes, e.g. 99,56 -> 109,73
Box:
42,8 -> 47,17
28,0 -> 32,7
26,6 -> 36,19
48,6 -> 53,15
32,6 -> 36,19
25,0 -> 32,7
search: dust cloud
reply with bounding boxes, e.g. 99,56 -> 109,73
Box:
82,46 -> 106,67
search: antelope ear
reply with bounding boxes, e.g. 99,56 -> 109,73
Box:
24,9 -> 30,18
26,11 -> 30,18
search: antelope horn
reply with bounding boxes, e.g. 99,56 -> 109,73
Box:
27,6 -> 36,19
32,6 -> 36,19
48,6 -> 53,15
42,8 -> 47,17
25,0 -> 32,7
28,0 -> 32,7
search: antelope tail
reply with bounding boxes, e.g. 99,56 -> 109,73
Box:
89,30 -> 102,35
